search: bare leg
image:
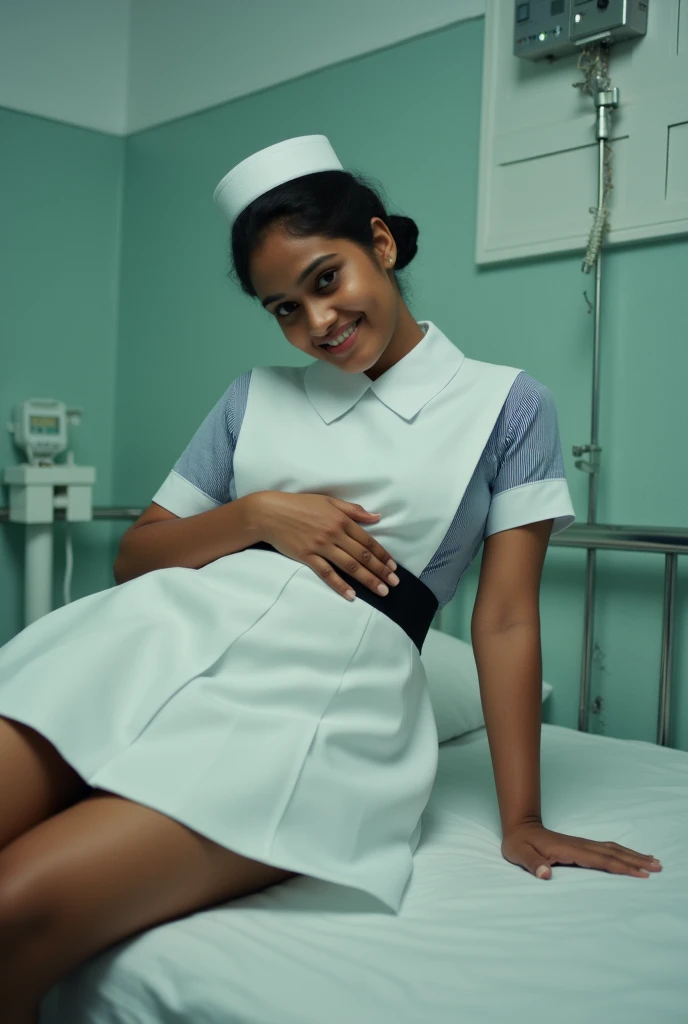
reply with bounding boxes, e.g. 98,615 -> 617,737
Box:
0,716 -> 91,850
0,788 -> 298,1020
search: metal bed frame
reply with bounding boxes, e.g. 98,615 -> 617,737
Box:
1,506 -> 685,749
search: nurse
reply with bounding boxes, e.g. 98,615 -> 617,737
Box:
0,135 -> 662,1021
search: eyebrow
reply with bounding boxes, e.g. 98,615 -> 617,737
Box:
261,253 -> 338,309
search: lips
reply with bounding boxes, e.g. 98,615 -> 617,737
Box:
320,317 -> 362,346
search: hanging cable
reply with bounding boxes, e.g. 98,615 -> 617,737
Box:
573,43 -> 616,274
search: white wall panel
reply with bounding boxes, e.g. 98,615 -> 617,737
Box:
476,0 -> 688,264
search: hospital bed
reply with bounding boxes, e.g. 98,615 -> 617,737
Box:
19,513 -> 685,1023
41,720 -> 687,1024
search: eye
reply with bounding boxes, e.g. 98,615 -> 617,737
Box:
317,268 -> 337,289
275,268 -> 338,318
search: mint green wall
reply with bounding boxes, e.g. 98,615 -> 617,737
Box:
116,18 -> 688,751
0,107 -> 123,644
2,18 -> 685,750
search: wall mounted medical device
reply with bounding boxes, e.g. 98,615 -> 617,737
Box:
5,398 -> 96,626
514,0 -> 648,61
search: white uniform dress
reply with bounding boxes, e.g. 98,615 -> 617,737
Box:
0,320 -> 574,913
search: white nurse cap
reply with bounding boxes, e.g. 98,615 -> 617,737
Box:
213,135 -> 343,229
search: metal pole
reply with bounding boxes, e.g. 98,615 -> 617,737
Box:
578,135 -> 606,734
657,554 -> 678,747
551,523 -> 688,555
24,523 -> 53,625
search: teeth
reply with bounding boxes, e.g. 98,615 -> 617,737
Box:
325,318 -> 360,347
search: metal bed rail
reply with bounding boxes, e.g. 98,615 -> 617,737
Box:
1,507 -> 686,747
550,523 -> 686,748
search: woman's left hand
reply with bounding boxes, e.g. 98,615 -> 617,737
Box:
501,821 -> 663,879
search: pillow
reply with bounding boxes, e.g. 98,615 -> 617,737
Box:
420,627 -> 553,744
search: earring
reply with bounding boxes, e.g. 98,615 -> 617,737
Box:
387,256 -> 394,265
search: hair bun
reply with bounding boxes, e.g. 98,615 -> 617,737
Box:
386,214 -> 419,271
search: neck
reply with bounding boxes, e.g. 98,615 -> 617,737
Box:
365,305 -> 425,381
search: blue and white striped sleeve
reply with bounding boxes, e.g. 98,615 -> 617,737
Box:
152,371 -> 251,518
484,374 -> 575,538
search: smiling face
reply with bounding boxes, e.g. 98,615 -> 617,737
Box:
249,216 -> 423,379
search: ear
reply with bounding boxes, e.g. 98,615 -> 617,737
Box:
370,217 -> 396,267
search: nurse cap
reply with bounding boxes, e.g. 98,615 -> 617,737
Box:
213,135 -> 343,229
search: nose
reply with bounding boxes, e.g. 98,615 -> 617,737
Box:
306,304 -> 338,340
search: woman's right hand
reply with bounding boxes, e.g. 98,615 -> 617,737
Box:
250,491 -> 400,601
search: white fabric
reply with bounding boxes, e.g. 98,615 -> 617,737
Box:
231,328 -> 524,578
151,337 -> 575,611
0,320 -> 575,918
0,550 -> 435,912
213,135 -> 343,227
421,627 -> 552,742
41,724 -> 688,1024
485,477 -> 574,537
154,468 -> 222,518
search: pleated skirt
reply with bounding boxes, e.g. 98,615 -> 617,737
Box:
0,548 -> 439,912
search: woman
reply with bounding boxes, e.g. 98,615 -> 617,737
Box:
0,135 -> 662,1022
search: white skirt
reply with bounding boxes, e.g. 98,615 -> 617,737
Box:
0,548 -> 439,913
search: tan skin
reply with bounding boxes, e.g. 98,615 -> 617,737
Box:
250,215 -> 422,379
0,219 -> 661,1022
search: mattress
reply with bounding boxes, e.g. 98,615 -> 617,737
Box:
41,723 -> 688,1024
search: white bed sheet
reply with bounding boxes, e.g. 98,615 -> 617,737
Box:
42,724 -> 688,1024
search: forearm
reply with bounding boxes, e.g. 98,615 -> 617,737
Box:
470,619 -> 543,835
114,492 -> 265,584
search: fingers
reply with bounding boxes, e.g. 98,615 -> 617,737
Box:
346,522 -> 397,574
307,555 -> 363,601
529,854 -> 654,880
309,549 -> 400,601
307,539 -> 400,601
337,533 -> 400,596
602,841 -> 661,863
589,852 -> 653,877
311,501 -> 399,599
510,829 -> 664,881
550,847 -> 663,878
520,836 -> 663,880
593,845 -> 663,876
596,841 -> 662,874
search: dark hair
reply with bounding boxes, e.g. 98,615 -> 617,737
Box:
229,169 -> 419,307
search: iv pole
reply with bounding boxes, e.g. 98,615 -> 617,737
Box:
573,54 -> 618,734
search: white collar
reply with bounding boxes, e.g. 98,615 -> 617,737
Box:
304,320 -> 465,424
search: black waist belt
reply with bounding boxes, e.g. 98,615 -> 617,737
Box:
246,541 -> 438,653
